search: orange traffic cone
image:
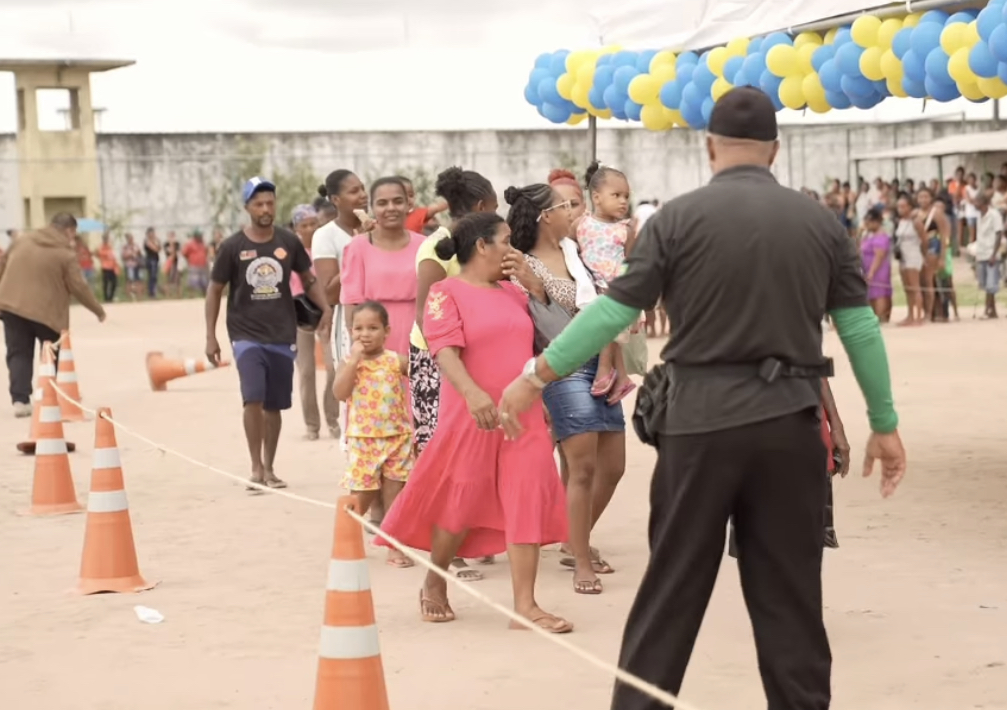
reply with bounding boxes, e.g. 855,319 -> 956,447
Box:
18,354 -> 77,454
56,330 -> 86,422
77,408 -> 156,595
29,343 -> 82,515
146,351 -> 230,392
312,495 -> 390,710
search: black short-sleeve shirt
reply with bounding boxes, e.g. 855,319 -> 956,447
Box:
210,227 -> 312,346
607,165 -> 868,435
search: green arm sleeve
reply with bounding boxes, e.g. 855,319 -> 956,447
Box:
543,296 -> 642,377
829,306 -> 898,434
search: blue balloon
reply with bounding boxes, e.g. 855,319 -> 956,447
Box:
680,92 -> 704,128
524,82 -> 539,106
902,50 -> 926,82
596,54 -> 613,68
999,61 -> 1007,84
873,79 -> 890,96
748,37 -> 764,53
724,55 -> 745,80
624,99 -> 643,121
850,91 -> 883,110
758,70 -> 782,98
819,60 -> 843,93
836,42 -> 864,76
946,12 -> 975,25
911,22 -> 944,57
991,24 -> 1007,63
613,65 -> 639,94
812,44 -> 836,71
550,51 -> 570,76
611,103 -> 628,120
692,61 -> 717,92
538,77 -> 562,104
841,74 -> 874,98
902,76 -> 928,98
541,102 -> 571,123
970,41 -> 999,78
660,79 -> 684,109
700,97 -> 715,123
924,48 -> 954,85
594,65 -> 615,89
925,75 -> 960,102
761,32 -> 792,50
742,52 -> 767,85
825,89 -> 852,109
534,53 -> 552,69
979,7 -> 1002,41
613,51 -> 638,68
833,27 -> 852,46
919,10 -> 950,25
732,68 -> 751,87
603,84 -> 623,110
677,51 -> 699,69
636,50 -> 658,73
682,81 -> 704,108
530,67 -> 551,86
892,27 -> 914,58
677,62 -> 697,84
588,86 -> 606,109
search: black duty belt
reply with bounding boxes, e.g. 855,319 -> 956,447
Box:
669,357 -> 834,384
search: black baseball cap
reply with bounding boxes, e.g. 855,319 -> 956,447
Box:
707,86 -> 779,142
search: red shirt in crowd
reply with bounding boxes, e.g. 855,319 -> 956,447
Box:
182,239 -> 208,268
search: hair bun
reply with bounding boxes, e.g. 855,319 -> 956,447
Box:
317,184 -> 328,198
434,234 -> 458,261
548,168 -> 578,184
584,160 -> 601,186
504,186 -> 523,206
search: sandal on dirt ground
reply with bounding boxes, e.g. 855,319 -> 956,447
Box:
451,560 -> 484,581
477,556 -> 496,565
560,556 -> 615,574
509,613 -> 574,634
419,590 -> 455,623
387,554 -> 415,569
573,578 -> 604,595
265,476 -> 287,489
246,477 -> 265,493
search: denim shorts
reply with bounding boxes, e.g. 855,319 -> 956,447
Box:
542,356 -> 625,442
234,341 -> 296,411
976,261 -> 1002,294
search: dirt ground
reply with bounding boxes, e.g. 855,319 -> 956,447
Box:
0,298 -> 1004,710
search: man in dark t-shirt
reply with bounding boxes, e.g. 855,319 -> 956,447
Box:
205,177 -> 332,490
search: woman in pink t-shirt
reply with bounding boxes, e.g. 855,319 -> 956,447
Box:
339,178 -> 424,357
291,204 -> 340,440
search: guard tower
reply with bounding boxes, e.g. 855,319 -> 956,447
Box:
0,58 -> 134,229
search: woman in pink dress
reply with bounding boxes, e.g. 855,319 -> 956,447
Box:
339,177 -> 425,357
379,211 -> 572,633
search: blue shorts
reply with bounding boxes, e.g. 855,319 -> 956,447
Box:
976,261 -> 1002,294
234,341 -> 296,411
542,356 -> 625,441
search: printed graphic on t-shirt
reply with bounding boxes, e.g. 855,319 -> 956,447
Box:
245,256 -> 283,300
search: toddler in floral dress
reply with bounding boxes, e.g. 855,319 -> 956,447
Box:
332,300 -> 414,568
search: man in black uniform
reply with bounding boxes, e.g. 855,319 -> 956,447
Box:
498,87 -> 907,710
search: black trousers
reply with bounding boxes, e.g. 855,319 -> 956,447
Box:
612,409 -> 831,710
101,268 -> 117,302
2,312 -> 60,405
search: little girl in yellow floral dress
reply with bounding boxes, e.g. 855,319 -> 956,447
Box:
332,300 -> 414,568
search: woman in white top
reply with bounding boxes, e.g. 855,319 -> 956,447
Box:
963,172 -> 981,247
894,193 -> 926,326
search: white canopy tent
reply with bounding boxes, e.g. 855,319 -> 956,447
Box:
851,129 -> 1007,180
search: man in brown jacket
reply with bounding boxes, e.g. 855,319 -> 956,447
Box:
0,212 -> 106,418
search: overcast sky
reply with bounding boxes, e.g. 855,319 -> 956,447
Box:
0,0 -> 998,134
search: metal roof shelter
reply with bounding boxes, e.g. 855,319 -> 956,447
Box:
850,129 -> 1007,181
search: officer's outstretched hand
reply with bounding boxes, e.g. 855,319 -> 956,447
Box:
862,431 -> 906,498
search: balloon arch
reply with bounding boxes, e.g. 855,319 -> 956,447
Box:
523,2 -> 1007,131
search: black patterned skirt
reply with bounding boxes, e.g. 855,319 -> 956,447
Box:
408,345 -> 441,454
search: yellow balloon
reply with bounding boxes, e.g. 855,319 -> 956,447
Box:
567,113 -> 588,126
876,18 -> 903,49
796,43 -> 817,74
650,50 -> 676,71
726,37 -> 750,56
628,74 -> 661,105
778,75 -> 806,110
977,75 -> 1007,99
887,76 -> 908,97
576,63 -> 596,88
940,23 -> 969,55
766,44 -> 800,77
879,49 -> 903,80
860,46 -> 886,81
640,103 -> 671,131
807,93 -> 831,114
711,76 -> 733,101
903,13 -> 922,29
651,63 -> 677,84
965,21 -> 981,47
802,73 -> 826,104
663,108 -> 684,127
600,45 -> 621,55
851,15 -> 882,48
594,108 -> 613,119
565,51 -> 588,74
794,31 -> 823,49
571,83 -> 592,109
708,46 -> 730,77
948,46 -> 976,85
823,27 -> 838,45
959,81 -> 985,101
557,74 -> 575,101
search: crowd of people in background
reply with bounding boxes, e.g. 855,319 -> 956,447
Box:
802,163 -> 1007,323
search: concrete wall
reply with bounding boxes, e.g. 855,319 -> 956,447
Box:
0,118 -> 1004,237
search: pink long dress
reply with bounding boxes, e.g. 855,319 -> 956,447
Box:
338,232 -> 424,357
379,278 -> 567,558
